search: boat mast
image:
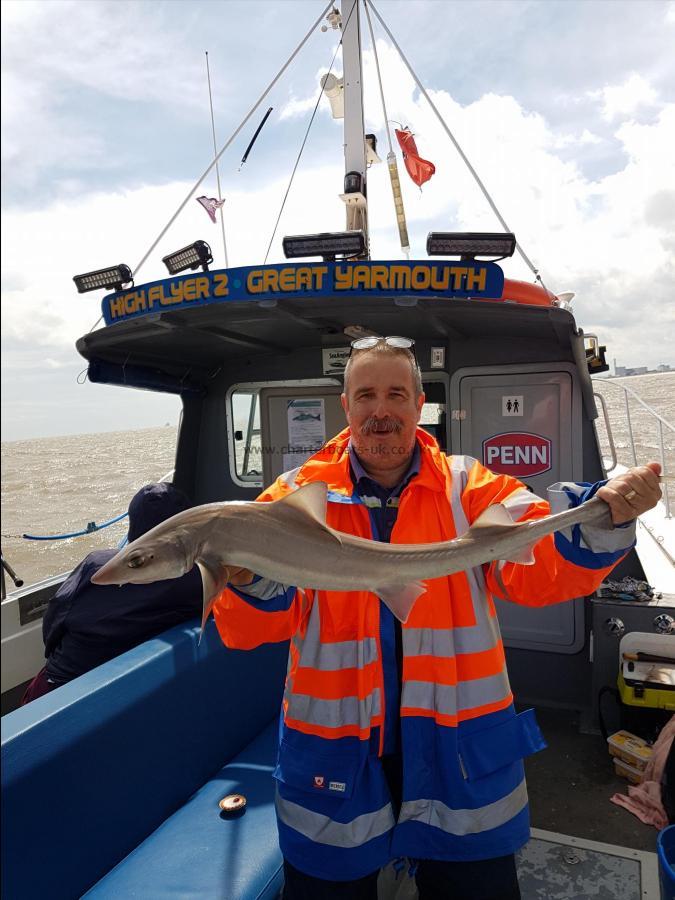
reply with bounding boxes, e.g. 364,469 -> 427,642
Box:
339,0 -> 369,257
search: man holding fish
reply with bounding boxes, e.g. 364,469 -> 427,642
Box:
93,336 -> 661,900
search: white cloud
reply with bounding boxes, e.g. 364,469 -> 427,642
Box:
2,15 -> 674,439
589,73 -> 659,122
279,93 -> 322,121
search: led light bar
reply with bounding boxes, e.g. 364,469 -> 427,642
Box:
162,240 -> 213,275
426,232 -> 517,259
73,264 -> 133,294
282,230 -> 366,261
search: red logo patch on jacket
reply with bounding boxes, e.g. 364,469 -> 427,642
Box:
313,775 -> 325,788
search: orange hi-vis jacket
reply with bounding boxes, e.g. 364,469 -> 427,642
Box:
214,427 -> 634,881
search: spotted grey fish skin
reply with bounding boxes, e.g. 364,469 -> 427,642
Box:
90,482 -> 617,624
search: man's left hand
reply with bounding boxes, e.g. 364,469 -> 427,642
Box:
597,461 -> 662,525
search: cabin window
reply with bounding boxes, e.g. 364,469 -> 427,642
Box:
231,389 -> 262,482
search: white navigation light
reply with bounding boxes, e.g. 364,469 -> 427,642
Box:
162,240 -> 213,275
426,232 -> 517,260
282,230 -> 366,261
73,264 -> 133,293
321,73 -> 344,119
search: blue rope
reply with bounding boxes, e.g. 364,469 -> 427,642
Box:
23,511 -> 129,541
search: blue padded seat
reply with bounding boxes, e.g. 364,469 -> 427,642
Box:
84,719 -> 283,899
2,620 -> 287,900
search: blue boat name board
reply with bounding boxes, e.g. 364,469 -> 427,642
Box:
102,260 -> 504,325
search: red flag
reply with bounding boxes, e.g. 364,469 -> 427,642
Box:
196,195 -> 225,223
395,128 -> 435,188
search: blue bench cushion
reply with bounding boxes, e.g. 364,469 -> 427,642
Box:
83,720 -> 283,900
2,621 -> 288,900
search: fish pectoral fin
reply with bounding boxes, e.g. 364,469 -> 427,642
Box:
500,543 -> 536,566
471,503 -> 515,529
197,561 -> 232,642
375,582 -> 427,624
277,482 -> 329,524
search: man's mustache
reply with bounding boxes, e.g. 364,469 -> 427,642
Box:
360,416 -> 403,435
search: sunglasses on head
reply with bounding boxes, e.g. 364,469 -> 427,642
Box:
349,335 -> 416,360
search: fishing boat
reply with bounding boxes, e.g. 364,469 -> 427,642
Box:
2,2 -> 674,898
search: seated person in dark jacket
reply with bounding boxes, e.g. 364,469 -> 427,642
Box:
21,483 -> 202,704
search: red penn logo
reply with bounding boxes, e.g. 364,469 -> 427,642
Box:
482,432 -> 552,477
313,776 -> 325,788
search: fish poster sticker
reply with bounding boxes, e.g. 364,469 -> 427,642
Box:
482,432 -> 552,477
284,399 -> 326,471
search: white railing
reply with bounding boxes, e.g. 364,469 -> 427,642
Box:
593,381 -> 673,518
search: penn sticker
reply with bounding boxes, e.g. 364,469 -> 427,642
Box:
329,781 -> 346,793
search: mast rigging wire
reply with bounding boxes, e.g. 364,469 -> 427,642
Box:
87,1 -> 333,333
365,0 -> 547,289
205,50 -> 229,268
262,1 -> 358,265
362,0 -> 393,157
362,0 -> 410,255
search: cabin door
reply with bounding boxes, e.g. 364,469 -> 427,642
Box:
451,363 -> 585,653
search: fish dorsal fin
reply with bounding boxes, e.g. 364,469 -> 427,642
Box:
277,481 -> 329,524
471,503 -> 515,529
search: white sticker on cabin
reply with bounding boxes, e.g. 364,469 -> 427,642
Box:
323,348 -> 350,375
502,395 -> 524,416
431,347 -> 445,368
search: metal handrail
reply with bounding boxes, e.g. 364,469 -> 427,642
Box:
593,392 -> 617,471
597,380 -> 675,431
593,378 -> 673,518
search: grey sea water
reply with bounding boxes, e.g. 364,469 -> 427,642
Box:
1,373 -> 673,590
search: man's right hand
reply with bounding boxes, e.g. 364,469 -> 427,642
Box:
225,566 -> 255,586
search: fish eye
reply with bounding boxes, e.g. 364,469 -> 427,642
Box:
127,554 -> 145,569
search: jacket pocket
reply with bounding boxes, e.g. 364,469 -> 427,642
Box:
274,739 -> 359,800
457,708 -> 546,781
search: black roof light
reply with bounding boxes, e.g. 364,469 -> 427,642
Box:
162,240 -> 213,275
282,230 -> 366,262
426,232 -> 517,260
73,264 -> 133,294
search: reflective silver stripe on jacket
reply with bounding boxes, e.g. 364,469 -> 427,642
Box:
276,790 -> 396,847
401,670 -> 511,716
295,598 -> 378,671
399,778 -> 528,835
402,621 -> 501,659
501,486 -> 540,521
286,689 -> 381,729
441,457 -> 505,654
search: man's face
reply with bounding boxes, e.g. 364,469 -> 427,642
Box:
341,352 -> 425,476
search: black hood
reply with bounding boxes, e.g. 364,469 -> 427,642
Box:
127,483 -> 190,543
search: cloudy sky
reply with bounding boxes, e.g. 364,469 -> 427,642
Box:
2,0 -> 674,440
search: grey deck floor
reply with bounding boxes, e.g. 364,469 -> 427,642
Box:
524,706 -> 661,853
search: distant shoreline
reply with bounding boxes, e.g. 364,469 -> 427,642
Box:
1,423 -> 177,448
